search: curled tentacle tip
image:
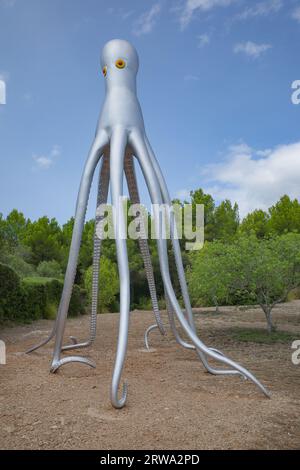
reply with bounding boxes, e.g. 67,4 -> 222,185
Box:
70,336 -> 78,345
50,362 -> 59,374
111,381 -> 128,409
25,347 -> 34,354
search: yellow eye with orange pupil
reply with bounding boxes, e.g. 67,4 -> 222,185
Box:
102,66 -> 107,77
115,58 -> 126,69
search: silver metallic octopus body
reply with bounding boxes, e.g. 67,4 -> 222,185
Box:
27,40 -> 270,408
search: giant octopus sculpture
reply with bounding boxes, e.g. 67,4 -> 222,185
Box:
27,39 -> 270,408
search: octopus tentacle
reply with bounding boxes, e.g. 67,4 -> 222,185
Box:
50,131 -> 109,373
62,154 -> 110,352
124,153 -> 166,343
26,133 -> 108,357
144,324 -> 159,351
110,128 -> 130,409
130,130 -> 270,397
25,327 -> 57,354
165,293 -> 194,350
144,137 -> 242,375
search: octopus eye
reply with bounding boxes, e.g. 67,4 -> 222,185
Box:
102,66 -> 107,77
115,58 -> 126,69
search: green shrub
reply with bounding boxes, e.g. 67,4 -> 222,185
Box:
2,254 -> 36,278
0,263 -> 23,323
84,257 -> 119,313
37,260 -> 62,279
0,264 -> 87,324
23,277 -> 87,319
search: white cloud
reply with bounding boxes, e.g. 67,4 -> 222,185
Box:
234,41 -> 272,59
177,0 -> 235,30
197,141 -> 300,217
133,3 -> 161,36
197,33 -> 211,48
292,6 -> 300,23
33,145 -> 61,170
236,0 -> 283,21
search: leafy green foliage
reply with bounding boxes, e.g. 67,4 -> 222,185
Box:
187,241 -> 232,310
1,190 -> 300,325
22,216 -> 63,265
0,263 -> 23,323
213,200 -> 239,241
269,195 -> 300,234
188,233 -> 300,332
37,260 -> 62,279
0,263 -> 86,324
84,256 -> 119,313
240,209 -> 270,238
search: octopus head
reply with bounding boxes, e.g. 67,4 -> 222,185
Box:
101,39 -> 139,89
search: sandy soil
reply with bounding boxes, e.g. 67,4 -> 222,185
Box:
0,301 -> 300,450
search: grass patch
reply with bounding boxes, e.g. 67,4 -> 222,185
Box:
22,277 -> 57,285
231,328 -> 297,344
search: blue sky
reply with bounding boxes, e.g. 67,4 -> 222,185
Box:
0,0 -> 300,222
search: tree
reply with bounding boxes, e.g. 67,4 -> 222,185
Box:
187,241 -> 232,311
84,256 -> 119,313
214,200 -> 239,241
227,234 -> 300,332
190,189 -> 215,241
0,210 -> 29,253
240,209 -> 270,238
187,234 -> 300,332
22,217 -> 62,265
269,195 -> 300,234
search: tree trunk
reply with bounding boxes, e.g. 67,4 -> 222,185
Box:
262,306 -> 275,333
213,296 -> 220,314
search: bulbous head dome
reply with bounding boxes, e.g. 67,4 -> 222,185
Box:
101,39 -> 139,81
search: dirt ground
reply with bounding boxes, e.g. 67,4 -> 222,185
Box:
1,301 -> 300,450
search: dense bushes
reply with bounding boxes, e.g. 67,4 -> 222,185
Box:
0,263 -> 23,322
0,263 -> 86,323
36,260 -> 63,279
84,257 -> 119,313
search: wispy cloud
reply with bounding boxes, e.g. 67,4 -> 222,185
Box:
197,33 -> 211,48
236,0 -> 283,21
133,3 -> 161,36
177,0 -> 235,30
32,145 -> 61,170
234,41 -> 272,59
198,141 -> 300,217
292,6 -> 300,23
